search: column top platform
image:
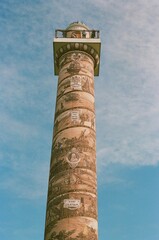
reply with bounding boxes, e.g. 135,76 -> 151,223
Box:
53,22 -> 101,76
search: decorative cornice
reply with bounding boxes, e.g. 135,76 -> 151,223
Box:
54,43 -> 100,70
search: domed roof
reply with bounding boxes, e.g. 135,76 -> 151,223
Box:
66,21 -> 90,31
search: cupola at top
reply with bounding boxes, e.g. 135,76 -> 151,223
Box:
65,21 -> 90,38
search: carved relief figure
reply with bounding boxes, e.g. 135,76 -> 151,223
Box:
46,193 -> 97,223
48,169 -> 97,200
67,53 -> 82,74
66,147 -> 81,168
57,75 -> 94,98
55,91 -> 95,119
53,109 -> 95,136
53,127 -> 96,151
59,52 -> 94,70
58,52 -> 94,83
48,226 -> 97,240
50,147 -> 97,179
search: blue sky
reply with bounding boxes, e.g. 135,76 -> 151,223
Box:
0,0 -> 159,239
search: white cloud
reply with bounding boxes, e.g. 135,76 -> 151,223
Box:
1,0 -> 159,198
91,0 -> 159,167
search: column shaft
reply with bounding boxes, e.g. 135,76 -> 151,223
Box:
44,51 -> 98,240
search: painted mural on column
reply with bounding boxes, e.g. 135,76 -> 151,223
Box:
44,22 -> 101,240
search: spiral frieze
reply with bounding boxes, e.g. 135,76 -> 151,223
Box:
44,51 -> 98,240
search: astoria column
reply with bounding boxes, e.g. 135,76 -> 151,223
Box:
44,22 -> 101,240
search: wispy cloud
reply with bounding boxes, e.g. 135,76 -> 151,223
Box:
92,0 -> 159,167
0,0 -> 159,200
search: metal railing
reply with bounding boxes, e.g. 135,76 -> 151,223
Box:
55,29 -> 100,39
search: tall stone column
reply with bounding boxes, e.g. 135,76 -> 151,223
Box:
44,22 -> 101,240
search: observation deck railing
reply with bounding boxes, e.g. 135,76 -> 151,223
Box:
55,29 -> 100,39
